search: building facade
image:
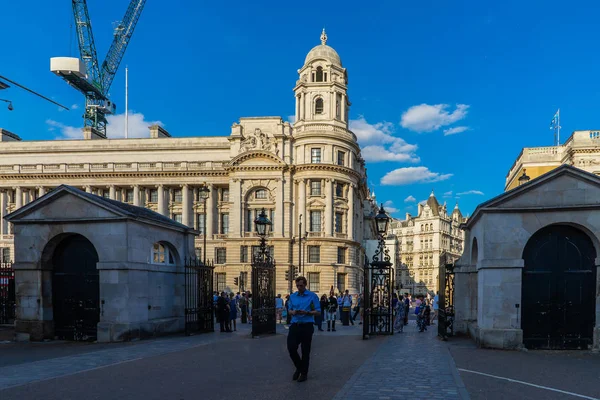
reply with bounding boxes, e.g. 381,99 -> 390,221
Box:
0,30 -> 373,295
389,191 -> 466,295
505,130 -> 600,191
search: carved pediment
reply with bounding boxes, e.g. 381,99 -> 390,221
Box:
239,128 -> 279,156
229,150 -> 286,168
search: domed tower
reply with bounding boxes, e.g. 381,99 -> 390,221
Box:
292,30 -> 366,294
293,29 -> 349,127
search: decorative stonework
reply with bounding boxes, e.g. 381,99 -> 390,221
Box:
239,128 -> 279,156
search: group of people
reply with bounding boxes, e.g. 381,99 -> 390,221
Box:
213,291 -> 253,333
391,292 -> 439,333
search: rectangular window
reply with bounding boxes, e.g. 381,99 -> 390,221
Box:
308,246 -> 320,263
102,191 -> 110,199
337,150 -> 345,166
240,246 -> 248,263
255,189 -> 267,199
197,214 -> 205,234
150,189 -> 158,203
310,180 -> 321,196
174,189 -> 183,203
222,189 -> 229,202
1,247 -> 10,263
195,247 -> 202,259
220,213 -> 229,234
126,189 -> 134,203
216,273 -> 226,292
335,212 -> 343,233
239,271 -> 248,292
337,247 -> 346,264
173,213 -> 182,224
337,273 -> 346,293
311,148 -> 321,163
307,272 -> 320,293
310,211 -> 321,232
215,247 -> 227,264
335,183 -> 344,197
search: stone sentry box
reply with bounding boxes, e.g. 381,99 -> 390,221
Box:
5,185 -> 197,342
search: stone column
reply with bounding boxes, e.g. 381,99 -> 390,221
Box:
298,179 -> 306,235
84,186 -> 92,194
182,184 -> 191,227
157,184 -> 166,216
300,92 -> 305,120
14,187 -> 22,209
109,185 -> 116,200
341,94 -> 347,122
275,178 -> 284,237
0,190 -> 6,236
325,179 -> 333,236
206,184 -> 215,238
348,184 -> 354,241
133,185 -> 141,206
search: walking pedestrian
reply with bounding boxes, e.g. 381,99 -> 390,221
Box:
353,293 -> 362,324
239,292 -> 248,324
216,292 -> 231,333
341,290 -> 353,325
275,294 -> 284,324
431,291 -> 439,325
319,294 -> 328,331
229,292 -> 238,331
326,290 -> 338,331
403,293 -> 410,325
394,294 -> 406,332
287,276 -> 321,383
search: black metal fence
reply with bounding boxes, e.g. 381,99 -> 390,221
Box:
184,258 -> 214,335
363,253 -> 394,339
0,262 -> 15,324
438,262 -> 455,340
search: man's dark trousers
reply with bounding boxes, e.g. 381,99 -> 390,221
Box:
287,323 -> 314,375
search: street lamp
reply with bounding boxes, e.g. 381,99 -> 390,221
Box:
198,185 -> 210,264
374,203 -> 390,237
0,99 -> 13,111
518,169 -> 530,186
254,208 -> 272,262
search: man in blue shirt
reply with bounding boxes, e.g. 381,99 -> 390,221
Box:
287,276 -> 321,383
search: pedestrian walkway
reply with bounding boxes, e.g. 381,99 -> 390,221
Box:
332,323 -> 470,400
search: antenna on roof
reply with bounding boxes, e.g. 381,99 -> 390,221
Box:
550,109 -> 560,146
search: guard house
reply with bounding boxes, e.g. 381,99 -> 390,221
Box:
5,185 -> 197,342
454,165 -> 600,350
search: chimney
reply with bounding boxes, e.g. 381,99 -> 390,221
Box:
83,127 -> 106,140
0,128 -> 22,141
150,124 -> 171,138
405,212 -> 411,221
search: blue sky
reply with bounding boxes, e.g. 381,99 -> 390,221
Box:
1,0 -> 600,217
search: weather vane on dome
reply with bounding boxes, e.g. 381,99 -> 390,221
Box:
320,28 -> 328,45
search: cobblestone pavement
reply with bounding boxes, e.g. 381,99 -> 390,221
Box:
333,321 -> 470,400
0,322 -> 380,400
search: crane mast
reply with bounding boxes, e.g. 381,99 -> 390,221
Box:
51,0 -> 146,137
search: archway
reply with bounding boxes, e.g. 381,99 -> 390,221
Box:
522,224 -> 597,349
50,234 -> 100,341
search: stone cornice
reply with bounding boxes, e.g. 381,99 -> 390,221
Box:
0,170 -> 229,180
294,164 -> 362,180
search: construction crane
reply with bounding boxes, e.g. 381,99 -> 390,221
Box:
51,0 -> 146,137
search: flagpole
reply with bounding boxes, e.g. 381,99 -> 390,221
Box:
557,108 -> 560,146
125,66 -> 129,139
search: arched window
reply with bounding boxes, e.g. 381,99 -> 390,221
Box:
255,189 -> 268,200
316,66 -> 324,82
315,98 -> 324,115
152,242 -> 174,265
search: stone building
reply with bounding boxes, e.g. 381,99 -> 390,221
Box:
389,191 -> 466,295
456,165 -> 600,350
505,129 -> 600,191
0,30 -> 373,295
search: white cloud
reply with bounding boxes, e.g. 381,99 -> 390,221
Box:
380,166 -> 453,186
443,191 -> 453,198
47,112 -> 163,139
443,126 -> 469,136
401,103 -> 469,133
350,116 -> 419,163
71,103 -> 79,110
383,200 -> 398,213
456,190 -> 484,195
404,195 -> 416,203
287,115 -> 296,124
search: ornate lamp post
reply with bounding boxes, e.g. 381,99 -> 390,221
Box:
518,169 -> 530,186
198,185 -> 210,264
251,208 -> 276,337
363,204 -> 393,339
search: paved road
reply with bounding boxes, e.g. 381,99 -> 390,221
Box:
448,335 -> 600,400
0,323 -> 381,400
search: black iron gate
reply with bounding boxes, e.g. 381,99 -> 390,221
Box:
251,251 -> 276,337
438,262 -> 455,340
52,235 -> 100,341
363,252 -> 394,339
184,258 -> 214,335
0,262 -> 15,324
